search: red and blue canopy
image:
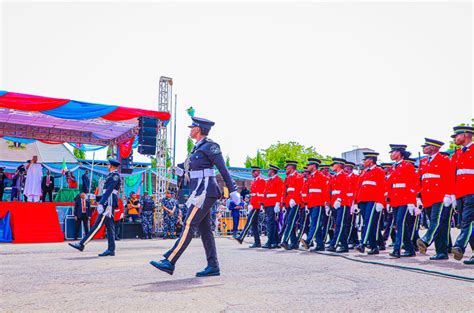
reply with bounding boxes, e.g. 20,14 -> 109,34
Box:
0,91 -> 170,146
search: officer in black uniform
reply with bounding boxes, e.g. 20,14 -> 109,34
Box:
150,117 -> 239,277
69,159 -> 122,257
0,167 -> 6,201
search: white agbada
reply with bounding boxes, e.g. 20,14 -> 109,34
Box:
24,163 -> 43,198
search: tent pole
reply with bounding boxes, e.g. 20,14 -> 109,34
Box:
89,151 -> 95,199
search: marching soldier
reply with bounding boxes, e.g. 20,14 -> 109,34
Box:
297,167 -> 311,244
69,159 -> 122,257
150,117 -> 240,276
387,145 -> 418,258
262,164 -> 284,249
327,157 -> 351,253
235,166 -> 266,248
319,163 -> 333,243
416,138 -> 455,260
281,160 -> 304,250
381,163 -> 396,244
344,161 -> 359,248
354,152 -> 386,254
300,158 -> 329,251
450,125 -> 474,265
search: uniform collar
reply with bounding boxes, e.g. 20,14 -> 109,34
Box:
464,141 -> 473,149
368,165 -> 376,170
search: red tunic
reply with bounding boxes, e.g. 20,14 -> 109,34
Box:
451,144 -> 474,199
283,172 -> 304,206
345,172 -> 359,205
418,153 -> 455,208
249,176 -> 266,209
263,175 -> 284,207
355,166 -> 386,204
329,171 -> 350,207
305,171 -> 329,207
386,161 -> 417,207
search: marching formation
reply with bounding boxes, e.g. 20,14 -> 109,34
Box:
234,125 -> 474,265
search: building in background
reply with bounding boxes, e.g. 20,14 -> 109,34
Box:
342,147 -> 375,166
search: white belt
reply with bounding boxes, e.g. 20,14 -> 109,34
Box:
456,169 -> 474,175
250,193 -> 256,196
112,190 -> 119,195
287,187 -> 295,192
257,193 -> 264,197
331,190 -> 341,195
392,183 -> 406,188
421,173 -> 441,179
266,194 -> 277,198
309,188 -> 322,193
189,169 -> 215,179
362,180 -> 376,186
347,193 -> 354,197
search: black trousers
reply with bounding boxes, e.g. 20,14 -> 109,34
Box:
238,209 -> 261,245
164,197 -> 219,267
42,189 -> 53,202
264,206 -> 278,245
74,213 -> 89,239
0,186 -> 4,201
80,213 -> 115,252
454,194 -> 474,253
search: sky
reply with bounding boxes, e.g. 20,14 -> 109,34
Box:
1,1 -> 473,165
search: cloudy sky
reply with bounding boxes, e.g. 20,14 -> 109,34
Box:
1,1 -> 472,165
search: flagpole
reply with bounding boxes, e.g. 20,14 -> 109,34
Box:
88,151 -> 95,199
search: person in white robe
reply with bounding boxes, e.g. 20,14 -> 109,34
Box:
24,155 -> 43,202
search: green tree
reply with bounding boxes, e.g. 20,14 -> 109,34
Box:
225,155 -> 231,167
245,142 -> 331,170
73,148 -> 86,160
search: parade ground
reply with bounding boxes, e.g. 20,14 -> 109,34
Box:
1,232 -> 473,312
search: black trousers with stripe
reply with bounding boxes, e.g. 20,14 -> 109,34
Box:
164,196 -> 218,267
79,213 -> 115,252
238,209 -> 261,245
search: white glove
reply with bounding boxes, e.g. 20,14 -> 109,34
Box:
375,203 -> 384,212
282,208 -> 287,214
248,204 -> 253,211
174,166 -> 184,176
97,204 -> 104,214
386,204 -> 392,213
274,202 -> 281,214
247,207 -> 252,214
451,195 -> 457,209
333,198 -> 341,209
230,191 -> 240,205
414,206 -> 422,216
305,208 -> 310,214
325,205 -> 330,216
289,199 -> 296,208
407,204 -> 416,216
350,204 -> 356,214
443,195 -> 452,207
416,197 -> 423,208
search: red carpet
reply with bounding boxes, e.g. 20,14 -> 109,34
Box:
0,202 -> 64,243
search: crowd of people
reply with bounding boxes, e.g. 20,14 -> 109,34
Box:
232,126 -> 474,266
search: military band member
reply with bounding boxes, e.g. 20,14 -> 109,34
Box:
69,159 -> 122,257
150,117 -> 239,276
327,158 -> 351,253
344,161 -> 359,248
281,160 -> 304,250
297,167 -> 311,244
300,158 -> 329,251
235,166 -> 266,248
450,125 -> 474,264
387,145 -> 418,258
354,152 -> 386,254
416,138 -> 455,260
262,164 -> 284,249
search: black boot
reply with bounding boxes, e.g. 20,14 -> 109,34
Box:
326,245 -> 336,252
196,266 -> 220,277
150,259 -> 175,275
463,256 -> 474,265
98,250 -> 115,257
430,253 -> 448,260
68,243 -> 84,252
389,250 -> 401,258
367,248 -> 379,255
249,243 -> 261,248
401,251 -> 416,257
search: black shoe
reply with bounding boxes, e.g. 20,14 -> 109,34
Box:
196,266 -> 220,277
326,245 -> 336,252
389,250 -> 401,258
463,257 -> 474,265
401,251 -> 416,257
261,243 -> 271,249
416,239 -> 428,254
234,236 -> 243,245
68,243 -> 84,252
150,259 -> 174,275
336,247 -> 349,253
98,250 -> 115,257
270,244 -> 280,249
378,245 -> 386,251
290,244 -> 299,250
310,246 -> 325,252
300,239 -> 310,250
355,244 -> 365,253
413,246 -> 419,252
367,248 -> 379,255
430,253 -> 448,260
452,247 -> 464,261
249,243 -> 261,248
115,237 -> 121,241
348,244 -> 355,250
281,242 -> 290,250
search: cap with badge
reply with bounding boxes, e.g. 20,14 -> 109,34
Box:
268,164 -> 280,172
319,164 -> 330,169
251,166 -> 261,171
363,151 -> 379,160
380,162 -> 392,168
285,160 -> 298,168
307,158 -> 321,166
389,144 -> 407,153
422,138 -> 444,148
331,157 -> 346,166
451,125 -> 474,138
344,161 -> 356,168
188,117 -> 215,132
108,158 -> 121,167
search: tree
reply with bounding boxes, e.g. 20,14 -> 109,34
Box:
244,142 -> 331,170
225,155 -> 231,167
73,148 -> 85,160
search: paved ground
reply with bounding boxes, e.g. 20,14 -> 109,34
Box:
1,233 -> 473,312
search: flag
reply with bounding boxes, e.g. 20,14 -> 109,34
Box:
61,157 -> 68,174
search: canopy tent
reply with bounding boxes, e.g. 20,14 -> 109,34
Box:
0,91 -> 170,146
0,138 -> 77,164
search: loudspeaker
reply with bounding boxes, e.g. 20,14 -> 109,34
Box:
65,215 -> 87,240
122,222 -> 144,239
138,145 -> 156,155
138,117 -> 158,156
